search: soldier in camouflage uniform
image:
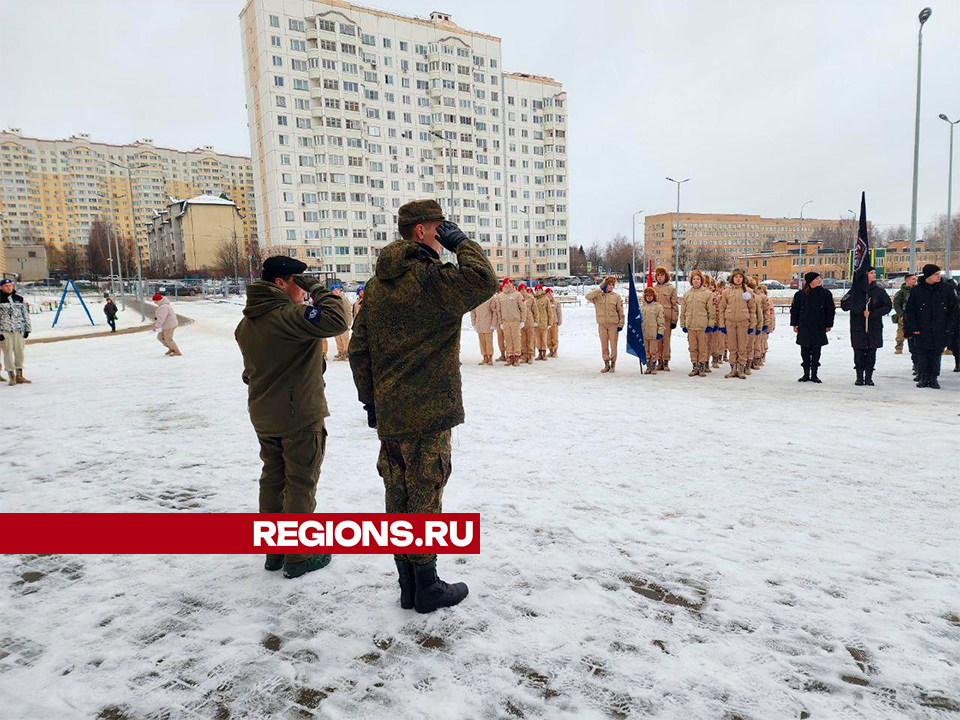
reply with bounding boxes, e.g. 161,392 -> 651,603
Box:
349,199 -> 497,613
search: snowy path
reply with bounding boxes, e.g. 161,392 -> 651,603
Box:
1,299 -> 958,719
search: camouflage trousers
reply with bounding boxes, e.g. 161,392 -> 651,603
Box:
895,317 -> 904,351
258,421 -> 327,564
377,429 -> 452,564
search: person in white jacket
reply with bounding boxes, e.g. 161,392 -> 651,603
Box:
152,293 -> 181,356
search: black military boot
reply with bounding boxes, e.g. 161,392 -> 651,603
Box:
264,554 -> 284,572
396,559 -> 415,610
864,369 -> 875,386
413,559 -> 468,614
855,368 -> 864,386
283,554 -> 332,579
798,365 -> 810,382
928,376 -> 941,389
810,366 -> 822,384
954,357 -> 960,372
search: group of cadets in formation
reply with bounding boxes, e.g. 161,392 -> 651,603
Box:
469,265 -> 775,380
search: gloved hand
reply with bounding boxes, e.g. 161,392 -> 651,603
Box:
720,327 -> 727,335
0,333 -> 4,341
705,327 -> 713,334
363,404 -> 377,429
617,326 -> 623,332
681,327 -> 687,333
292,274 -> 322,294
23,331 -> 29,340
656,333 -> 663,340
436,221 -> 468,252
762,325 -> 768,333
670,323 -> 677,330
747,328 -> 754,335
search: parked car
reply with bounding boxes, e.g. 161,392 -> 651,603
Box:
789,279 -> 801,290
761,280 -> 785,290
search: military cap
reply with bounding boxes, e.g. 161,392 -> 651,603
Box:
397,199 -> 445,228
262,255 -> 307,280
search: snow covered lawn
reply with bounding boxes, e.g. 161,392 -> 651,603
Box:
21,292 -> 152,341
1,299 -> 958,719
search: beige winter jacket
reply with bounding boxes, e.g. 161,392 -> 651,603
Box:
336,293 -> 353,329
497,290 -> 526,323
535,294 -> 552,327
718,285 -> 757,325
654,282 -> 679,324
470,296 -> 497,333
712,290 -> 723,328
641,300 -> 666,338
586,288 -> 625,326
679,287 -> 716,330
546,297 -> 562,326
154,297 -> 179,330
752,291 -> 764,331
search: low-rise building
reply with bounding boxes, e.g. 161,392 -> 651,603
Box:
4,245 -> 48,282
147,195 -> 245,275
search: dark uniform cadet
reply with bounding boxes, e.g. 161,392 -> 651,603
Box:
235,256 -> 349,578
349,200 -> 497,613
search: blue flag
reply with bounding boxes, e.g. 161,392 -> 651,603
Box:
625,264 -> 646,364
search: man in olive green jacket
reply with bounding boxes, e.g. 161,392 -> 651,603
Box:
235,256 -> 349,578
349,199 -> 497,613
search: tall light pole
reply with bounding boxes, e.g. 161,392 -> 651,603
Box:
430,130 -> 455,223
107,159 -> 149,320
940,114 -> 958,277
666,177 -> 689,282
909,7 -> 933,273
95,192 -> 123,309
632,209 -> 644,276
799,199 -> 813,240
520,207 -> 532,284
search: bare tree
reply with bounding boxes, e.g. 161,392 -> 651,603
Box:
604,233 -> 634,275
585,240 -> 604,272
214,234 -> 243,280
44,242 -> 64,277
61,242 -> 86,279
248,241 -> 263,279
687,246 -> 734,275
569,244 -> 587,275
86,221 -> 112,280
811,218 -> 857,251
921,213 -> 960,251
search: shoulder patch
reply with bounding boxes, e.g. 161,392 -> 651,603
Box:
304,306 -> 322,323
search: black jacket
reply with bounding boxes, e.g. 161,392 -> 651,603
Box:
104,301 -> 118,319
790,286 -> 836,347
903,278 -> 960,351
840,282 -> 891,349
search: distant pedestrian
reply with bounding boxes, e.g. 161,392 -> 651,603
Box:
840,267 -> 891,386
790,272 -> 835,383
104,296 -> 118,332
152,293 -> 181,357
586,275 -> 624,373
904,264 -> 960,389
0,277 -> 32,385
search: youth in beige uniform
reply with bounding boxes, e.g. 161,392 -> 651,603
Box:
718,269 -> 756,379
641,287 -> 666,374
585,275 -> 625,373
710,281 -> 726,366
496,279 -> 525,366
469,295 -> 497,365
653,268 -> 679,370
534,284 -> 551,360
333,289 -> 352,360
493,289 -> 506,361
679,269 -> 717,377
546,288 -> 562,356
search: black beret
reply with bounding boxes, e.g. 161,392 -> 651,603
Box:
262,255 -> 307,279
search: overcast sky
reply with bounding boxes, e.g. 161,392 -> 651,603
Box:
2,0 -> 958,246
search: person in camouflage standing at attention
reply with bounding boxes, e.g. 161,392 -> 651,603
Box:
349,200 -> 497,613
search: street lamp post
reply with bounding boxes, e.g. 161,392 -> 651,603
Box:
632,209 -> 644,277
107,160 -> 148,320
909,7 -> 933,273
95,193 -> 122,306
520,208 -> 532,285
666,177 -> 690,283
940,114 -> 959,277
430,130 -> 455,224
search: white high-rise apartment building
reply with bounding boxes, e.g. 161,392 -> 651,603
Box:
239,0 -> 569,281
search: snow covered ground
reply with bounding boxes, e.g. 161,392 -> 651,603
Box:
20,292 -> 152,340
1,298 -> 958,720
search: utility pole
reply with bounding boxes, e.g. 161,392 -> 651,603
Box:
909,8 -> 933,273
666,177 -> 690,282
108,159 -> 149,321
940,114 -> 958,277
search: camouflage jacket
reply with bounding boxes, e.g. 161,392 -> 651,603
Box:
349,238 -> 497,440
235,281 -> 349,436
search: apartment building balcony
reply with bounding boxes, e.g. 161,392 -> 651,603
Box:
305,27 -> 317,41
309,66 -> 322,81
428,85 -> 442,99
310,87 -> 324,102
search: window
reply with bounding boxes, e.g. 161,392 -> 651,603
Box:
273,75 -> 284,87
272,55 -> 282,67
288,18 -> 304,32
321,39 -> 337,52
271,35 -> 281,47
293,78 -> 308,90
269,14 -> 280,27
277,115 -> 288,126
290,39 -> 306,52
362,33 -> 375,46
275,95 -> 286,107
318,19 -> 335,32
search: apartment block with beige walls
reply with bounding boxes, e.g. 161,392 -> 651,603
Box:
644,212 -> 852,270
239,0 -> 569,281
147,196 -> 246,275
0,129 -> 257,263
